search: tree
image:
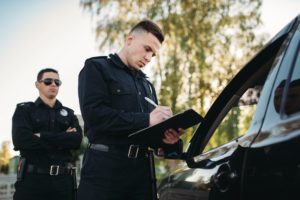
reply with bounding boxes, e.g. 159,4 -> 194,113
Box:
80,0 -> 267,177
0,141 -> 11,173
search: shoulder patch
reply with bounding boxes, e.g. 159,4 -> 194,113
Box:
62,106 -> 74,113
59,108 -> 69,116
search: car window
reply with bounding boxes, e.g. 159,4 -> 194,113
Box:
202,36 -> 291,153
203,88 -> 259,152
284,50 -> 300,115
187,32 -> 292,157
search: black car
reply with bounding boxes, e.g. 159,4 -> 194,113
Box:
157,14 -> 300,200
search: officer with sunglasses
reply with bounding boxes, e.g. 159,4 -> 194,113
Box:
12,68 -> 83,200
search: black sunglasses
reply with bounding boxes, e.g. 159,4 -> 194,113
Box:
39,78 -> 62,87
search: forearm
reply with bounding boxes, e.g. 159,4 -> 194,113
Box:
40,131 -> 83,149
12,132 -> 51,151
12,110 -> 51,151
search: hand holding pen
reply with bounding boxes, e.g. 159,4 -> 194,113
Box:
145,97 -> 173,126
145,97 -> 183,145
144,97 -> 159,108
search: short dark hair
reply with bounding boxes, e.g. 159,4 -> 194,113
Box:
37,68 -> 59,81
130,20 -> 164,43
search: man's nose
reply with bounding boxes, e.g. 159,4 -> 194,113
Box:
145,53 -> 152,62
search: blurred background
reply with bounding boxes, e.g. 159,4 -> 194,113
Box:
0,0 -> 299,198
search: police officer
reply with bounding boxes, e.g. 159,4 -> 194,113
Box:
77,20 -> 183,200
12,68 -> 83,200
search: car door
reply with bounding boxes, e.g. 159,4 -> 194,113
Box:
157,16 -> 299,200
240,17 -> 300,200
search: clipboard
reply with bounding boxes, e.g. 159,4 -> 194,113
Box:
128,109 -> 203,146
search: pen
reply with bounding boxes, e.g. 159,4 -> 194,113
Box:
144,97 -> 158,107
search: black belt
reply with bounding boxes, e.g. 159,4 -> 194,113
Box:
26,164 -> 76,176
89,143 -> 149,158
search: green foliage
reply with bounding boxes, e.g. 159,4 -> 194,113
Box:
204,104 -> 257,152
205,106 -> 241,151
81,0 -> 265,112
80,0 -> 267,179
0,141 -> 11,173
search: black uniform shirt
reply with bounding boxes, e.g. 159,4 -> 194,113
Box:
12,98 -> 83,168
78,53 -> 158,145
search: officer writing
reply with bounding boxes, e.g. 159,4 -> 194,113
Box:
12,68 -> 83,200
77,20 -> 183,200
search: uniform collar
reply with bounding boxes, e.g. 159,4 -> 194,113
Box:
109,53 -> 147,78
35,97 -> 62,109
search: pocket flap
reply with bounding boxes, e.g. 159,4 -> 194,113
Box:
109,84 -> 132,95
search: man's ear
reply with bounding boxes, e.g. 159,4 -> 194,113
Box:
126,33 -> 134,45
35,81 -> 39,89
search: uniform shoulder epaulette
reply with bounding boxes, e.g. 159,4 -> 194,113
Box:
86,56 -> 107,62
17,102 -> 34,108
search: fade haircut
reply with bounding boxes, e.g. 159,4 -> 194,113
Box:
37,68 -> 59,81
130,20 -> 164,43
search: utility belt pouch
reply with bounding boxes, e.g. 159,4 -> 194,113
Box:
17,157 -> 27,181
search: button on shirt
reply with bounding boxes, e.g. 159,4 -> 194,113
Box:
12,98 -> 83,168
78,54 -> 158,145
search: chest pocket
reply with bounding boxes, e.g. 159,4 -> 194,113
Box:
31,111 -> 48,132
57,110 -> 72,130
109,84 -> 135,111
109,84 -> 133,95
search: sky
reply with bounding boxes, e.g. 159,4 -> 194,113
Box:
0,0 -> 299,155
